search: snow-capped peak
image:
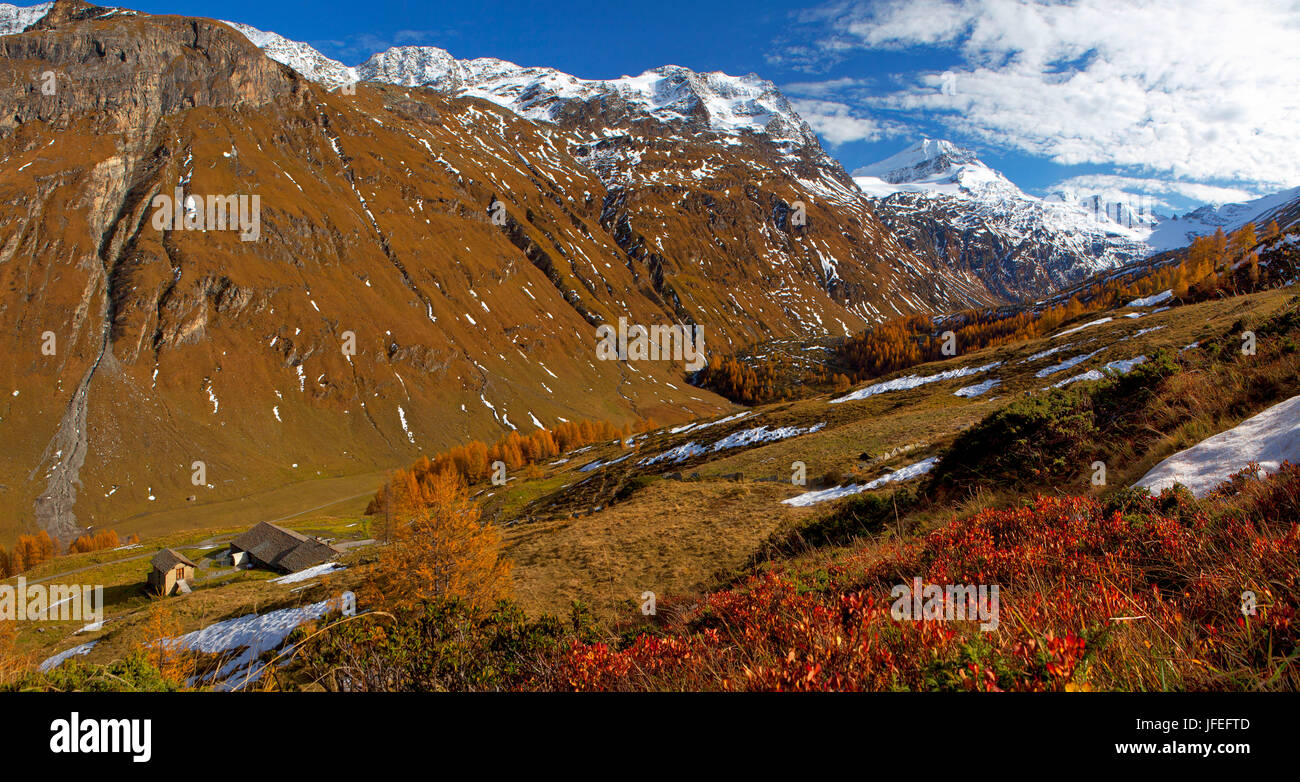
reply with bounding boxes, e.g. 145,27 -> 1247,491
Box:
854,139 -> 978,183
204,19 -> 820,147
356,45 -> 465,89
853,138 -> 1014,198
354,45 -> 816,144
0,1 -> 52,35
856,138 -> 1156,299
220,20 -> 357,88
1145,186 -> 1300,251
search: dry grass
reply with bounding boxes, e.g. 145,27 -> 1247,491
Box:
504,478 -> 813,620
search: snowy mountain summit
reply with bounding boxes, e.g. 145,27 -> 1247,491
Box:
210,18 -> 852,199
210,22 -> 822,154
854,139 -> 1152,300
1144,186 -> 1300,252
355,47 -> 817,146
221,20 -> 359,87
0,1 -> 52,34
854,139 -> 1015,197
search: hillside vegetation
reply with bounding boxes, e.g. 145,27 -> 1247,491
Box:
11,277 -> 1297,692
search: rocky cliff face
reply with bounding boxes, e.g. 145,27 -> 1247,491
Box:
225,21 -> 995,319
0,2 -> 315,539
0,2 -> 990,542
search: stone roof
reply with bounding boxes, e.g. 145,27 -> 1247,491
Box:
151,548 -> 197,572
230,521 -> 341,573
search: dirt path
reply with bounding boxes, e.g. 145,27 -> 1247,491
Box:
25,549 -> 153,585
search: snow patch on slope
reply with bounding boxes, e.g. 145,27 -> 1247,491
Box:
831,361 -> 1001,403
168,598 -> 339,689
38,639 -> 98,673
1133,395 -> 1300,498
782,457 -> 939,507
639,422 -> 826,466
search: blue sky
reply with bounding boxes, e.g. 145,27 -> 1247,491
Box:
122,0 -> 1300,214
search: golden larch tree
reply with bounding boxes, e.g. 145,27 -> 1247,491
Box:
367,467 -> 512,611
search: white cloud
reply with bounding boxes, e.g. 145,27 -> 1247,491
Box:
790,98 -> 898,145
1046,174 -> 1260,210
781,77 -> 871,97
794,0 -> 1300,190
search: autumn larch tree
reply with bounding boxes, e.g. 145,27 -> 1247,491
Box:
367,467 -> 512,612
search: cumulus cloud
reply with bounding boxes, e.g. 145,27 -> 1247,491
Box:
790,98 -> 901,145
786,0 -> 1300,190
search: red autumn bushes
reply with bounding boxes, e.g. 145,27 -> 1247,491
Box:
554,464 -> 1300,691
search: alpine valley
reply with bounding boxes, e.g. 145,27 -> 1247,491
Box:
2,0 -> 1299,543
2,0 -> 1298,544
0,0 -> 1000,542
3,0 -> 1300,698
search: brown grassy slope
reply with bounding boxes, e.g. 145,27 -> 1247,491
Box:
493,286 -> 1299,618
11,286 -> 1296,674
0,12 -> 725,542
0,5 -> 994,546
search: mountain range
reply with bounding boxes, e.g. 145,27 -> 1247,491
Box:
0,0 -> 1297,547
852,139 -> 1300,301
214,16 -> 1300,302
0,0 -> 991,543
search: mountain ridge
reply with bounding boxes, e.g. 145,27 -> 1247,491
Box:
0,1 -> 991,543
856,139 -> 1164,300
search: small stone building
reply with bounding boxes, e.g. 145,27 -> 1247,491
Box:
148,548 -> 197,596
226,521 -> 341,574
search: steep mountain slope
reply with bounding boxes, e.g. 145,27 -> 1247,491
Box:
1147,186 -> 1300,252
0,2 -> 989,544
0,1 -> 718,541
856,140 -> 1153,302
226,24 -> 998,322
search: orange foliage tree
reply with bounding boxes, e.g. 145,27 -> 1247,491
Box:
366,468 -> 512,611
135,599 -> 195,687
2,531 -> 57,577
367,416 -> 651,517
67,529 -> 121,555
695,357 -> 781,404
